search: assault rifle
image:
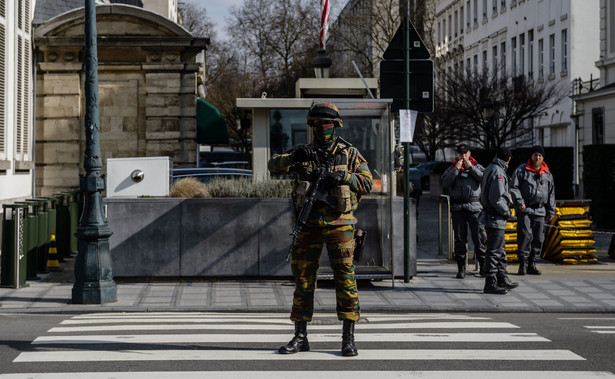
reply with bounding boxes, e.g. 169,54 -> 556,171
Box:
285,137 -> 351,261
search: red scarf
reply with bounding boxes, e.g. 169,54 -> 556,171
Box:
451,156 -> 478,172
525,160 -> 549,174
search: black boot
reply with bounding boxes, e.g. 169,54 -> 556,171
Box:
497,275 -> 519,289
456,259 -> 466,279
484,276 -> 508,294
527,261 -> 542,275
517,256 -> 527,275
477,257 -> 485,277
341,320 -> 358,356
278,321 -> 309,354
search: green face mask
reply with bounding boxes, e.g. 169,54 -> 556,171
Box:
312,122 -> 335,145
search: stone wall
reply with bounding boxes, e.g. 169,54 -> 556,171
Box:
33,5 -> 208,195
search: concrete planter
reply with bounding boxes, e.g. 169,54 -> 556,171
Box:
104,197 -> 416,278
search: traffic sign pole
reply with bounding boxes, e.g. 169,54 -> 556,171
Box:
403,16 -> 411,283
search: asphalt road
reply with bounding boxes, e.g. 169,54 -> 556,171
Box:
1,311 -> 615,377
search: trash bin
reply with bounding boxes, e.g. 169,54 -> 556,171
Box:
26,198 -> 49,273
1,204 -> 28,288
14,201 -> 39,280
67,190 -> 81,256
55,193 -> 71,261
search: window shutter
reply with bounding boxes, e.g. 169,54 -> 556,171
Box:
16,35 -> 23,155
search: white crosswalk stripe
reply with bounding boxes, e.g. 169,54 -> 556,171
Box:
8,312 -> 613,378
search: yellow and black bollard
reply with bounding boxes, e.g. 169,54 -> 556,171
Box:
46,234 -> 61,272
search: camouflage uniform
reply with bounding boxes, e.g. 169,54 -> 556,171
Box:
268,140 -> 373,322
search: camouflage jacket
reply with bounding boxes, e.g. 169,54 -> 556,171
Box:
268,143 -> 373,226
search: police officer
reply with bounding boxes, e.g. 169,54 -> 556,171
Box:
480,147 -> 519,294
510,145 -> 555,275
442,144 -> 487,278
268,102 -> 373,357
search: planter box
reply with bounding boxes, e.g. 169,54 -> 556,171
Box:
104,197 -> 416,278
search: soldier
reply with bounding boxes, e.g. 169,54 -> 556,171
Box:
480,147 -> 519,294
441,144 -> 487,278
268,102 -> 373,357
510,145 -> 556,275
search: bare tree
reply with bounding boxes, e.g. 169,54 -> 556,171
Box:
227,0 -> 320,98
436,66 -> 566,149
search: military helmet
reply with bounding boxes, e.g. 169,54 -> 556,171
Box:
307,102 -> 343,128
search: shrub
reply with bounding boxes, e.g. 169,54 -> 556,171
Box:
168,177 -> 209,198
205,178 -> 292,198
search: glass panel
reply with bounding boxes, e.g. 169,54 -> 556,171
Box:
269,109 -> 308,156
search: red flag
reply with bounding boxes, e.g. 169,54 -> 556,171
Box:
319,0 -> 330,49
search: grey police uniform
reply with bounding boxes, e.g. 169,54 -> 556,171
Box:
510,162 -> 555,264
479,157 -> 512,278
441,159 -> 487,265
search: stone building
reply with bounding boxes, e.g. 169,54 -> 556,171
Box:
33,4 -> 208,195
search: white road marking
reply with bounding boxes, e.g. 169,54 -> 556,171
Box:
1,372 -> 613,379
32,332 -> 549,344
48,321 -> 518,333
13,349 -> 584,362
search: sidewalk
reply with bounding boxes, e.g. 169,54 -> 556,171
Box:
1,193 -> 614,314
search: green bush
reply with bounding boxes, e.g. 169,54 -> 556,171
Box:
583,144 -> 615,230
205,178 -> 292,198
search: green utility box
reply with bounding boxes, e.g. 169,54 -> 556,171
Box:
1,204 -> 28,288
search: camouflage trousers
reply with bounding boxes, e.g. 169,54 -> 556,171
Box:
290,224 -> 360,322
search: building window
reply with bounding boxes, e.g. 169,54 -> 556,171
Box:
520,33 -> 525,76
610,0 -> 615,53
482,50 -> 488,69
501,41 -> 507,79
15,0 -> 31,160
473,0 -> 478,25
511,37 -> 517,75
454,10 -> 458,36
492,45 -> 498,72
592,108 -> 604,144
549,34 -> 555,75
483,0 -> 488,18
474,54 -> 478,72
448,14 -> 452,40
561,29 -> 568,73
438,22 -> 441,45
467,1 -> 471,28
501,0 -> 506,9
538,38 -> 544,78
443,19 -> 446,43
492,0 -> 498,13
460,6 -> 464,33
528,29 -> 534,80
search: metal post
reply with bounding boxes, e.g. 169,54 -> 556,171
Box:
403,15 -> 411,283
72,0 -> 117,304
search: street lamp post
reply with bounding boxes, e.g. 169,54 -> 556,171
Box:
312,48 -> 332,78
72,0 -> 117,304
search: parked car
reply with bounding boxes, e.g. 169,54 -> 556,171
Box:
172,167 -> 253,184
414,161 -> 452,190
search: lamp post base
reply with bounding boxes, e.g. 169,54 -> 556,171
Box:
72,279 -> 117,304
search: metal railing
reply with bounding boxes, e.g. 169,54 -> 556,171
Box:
438,194 -> 454,259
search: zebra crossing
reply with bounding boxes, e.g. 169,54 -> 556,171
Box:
5,312 -> 615,378
558,316 -> 615,335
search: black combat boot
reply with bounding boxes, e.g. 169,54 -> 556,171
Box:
456,259 -> 466,279
527,261 -> 542,275
517,256 -> 527,275
278,321 -> 309,354
497,275 -> 519,289
341,320 -> 358,356
484,276 -> 507,294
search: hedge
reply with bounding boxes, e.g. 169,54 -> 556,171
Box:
583,144 -> 615,230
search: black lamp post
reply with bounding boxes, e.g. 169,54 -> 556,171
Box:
312,48 -> 332,78
72,0 -> 117,304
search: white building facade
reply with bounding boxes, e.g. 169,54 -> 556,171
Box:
434,0 -> 600,151
0,0 -> 34,207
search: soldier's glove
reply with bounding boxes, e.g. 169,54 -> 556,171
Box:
292,146 -> 318,162
324,171 -> 348,189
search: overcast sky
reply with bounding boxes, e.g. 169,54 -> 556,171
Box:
181,0 -> 347,41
